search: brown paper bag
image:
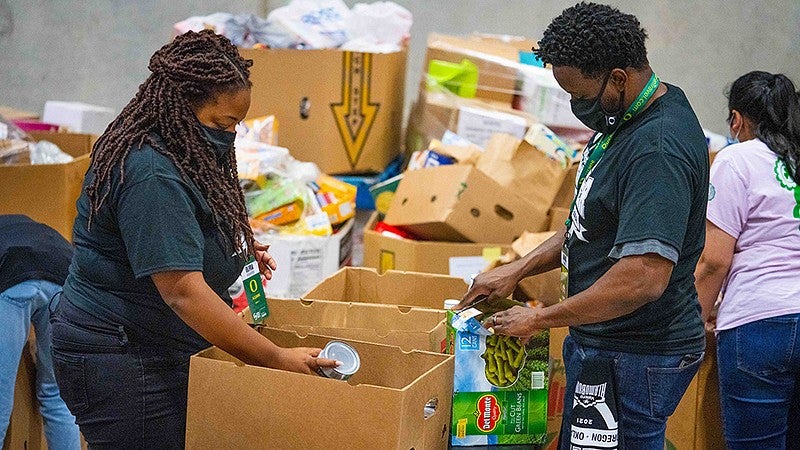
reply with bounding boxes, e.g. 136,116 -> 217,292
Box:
476,133 -> 570,209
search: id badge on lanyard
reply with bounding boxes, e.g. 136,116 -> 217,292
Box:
241,256 -> 269,323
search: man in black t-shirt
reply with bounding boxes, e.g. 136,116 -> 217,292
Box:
456,3 -> 707,449
0,215 -> 80,448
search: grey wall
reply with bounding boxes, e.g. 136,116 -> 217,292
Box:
1,0 -> 798,134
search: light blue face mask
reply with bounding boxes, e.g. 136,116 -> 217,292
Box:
728,128 -> 740,145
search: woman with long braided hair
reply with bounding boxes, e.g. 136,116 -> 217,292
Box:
50,30 -> 338,448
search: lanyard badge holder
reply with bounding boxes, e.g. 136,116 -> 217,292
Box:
241,256 -> 270,324
560,73 -> 661,303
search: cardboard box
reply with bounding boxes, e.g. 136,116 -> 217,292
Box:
385,165 -> 549,243
548,207 -> 570,232
240,48 -> 407,174
0,105 -> 38,120
304,267 -> 467,310
0,132 -> 94,240
543,327 -> 569,450
42,101 -> 115,135
451,321 -> 549,446
256,218 -> 353,299
665,333 -> 725,450
424,33 -> 538,105
517,64 -> 586,130
364,212 -> 511,277
405,90 -> 534,155
476,132 -> 573,211
185,328 -> 454,450
550,162 -> 578,209
3,335 -> 43,450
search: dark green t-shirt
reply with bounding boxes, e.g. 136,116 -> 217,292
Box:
566,84 -> 707,355
63,135 -> 245,354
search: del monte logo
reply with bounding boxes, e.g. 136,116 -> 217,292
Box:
473,394 -> 502,432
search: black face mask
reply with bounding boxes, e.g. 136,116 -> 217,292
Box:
570,71 -> 626,134
200,124 -> 236,160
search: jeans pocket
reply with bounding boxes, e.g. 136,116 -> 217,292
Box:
646,352 -> 704,418
51,316 -> 128,354
0,282 -> 39,308
52,350 -> 90,415
736,318 -> 797,377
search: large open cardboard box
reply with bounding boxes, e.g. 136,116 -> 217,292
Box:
240,48 -> 407,174
303,267 -> 467,310
0,132 -> 94,240
384,165 -> 549,243
185,328 -> 454,450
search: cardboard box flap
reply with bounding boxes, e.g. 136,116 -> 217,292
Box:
303,267 -> 467,309
264,298 -> 445,332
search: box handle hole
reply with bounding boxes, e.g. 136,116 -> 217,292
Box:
423,397 -> 438,419
430,195 -> 437,202
470,208 -> 480,218
494,205 -> 514,221
401,198 -> 408,205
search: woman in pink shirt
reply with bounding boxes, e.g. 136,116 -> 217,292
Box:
695,71 -> 800,449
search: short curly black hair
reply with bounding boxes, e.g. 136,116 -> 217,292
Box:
533,2 -> 649,78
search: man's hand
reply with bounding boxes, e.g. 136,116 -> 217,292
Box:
454,262 -> 523,310
483,304 -> 543,339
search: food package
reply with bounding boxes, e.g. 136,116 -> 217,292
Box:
311,175 -> 357,226
449,299 -> 549,446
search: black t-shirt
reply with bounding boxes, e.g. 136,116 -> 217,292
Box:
566,84 -> 707,355
0,215 -> 74,293
63,135 -> 245,353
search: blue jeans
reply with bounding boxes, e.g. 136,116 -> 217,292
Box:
0,280 -> 81,450
50,296 -> 193,450
717,314 -> 800,450
559,335 -> 703,449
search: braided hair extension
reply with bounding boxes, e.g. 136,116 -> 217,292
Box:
87,30 -> 256,256
728,71 -> 800,184
533,2 -> 649,78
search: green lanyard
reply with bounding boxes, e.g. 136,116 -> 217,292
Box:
564,72 -> 661,229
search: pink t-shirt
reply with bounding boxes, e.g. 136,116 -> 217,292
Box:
708,138 -> 800,331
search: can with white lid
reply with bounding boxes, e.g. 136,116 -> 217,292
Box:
317,340 -> 360,380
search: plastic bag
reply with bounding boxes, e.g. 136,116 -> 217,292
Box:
267,0 -> 351,49
31,141 -> 74,164
342,1 -> 412,52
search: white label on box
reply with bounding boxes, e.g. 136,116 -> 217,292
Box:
456,106 -> 528,149
449,256 -> 490,283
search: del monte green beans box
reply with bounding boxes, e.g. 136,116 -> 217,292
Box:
450,302 -> 549,446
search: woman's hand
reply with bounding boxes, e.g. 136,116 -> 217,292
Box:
273,347 -> 340,375
254,241 -> 277,280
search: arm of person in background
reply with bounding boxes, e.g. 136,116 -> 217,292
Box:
455,226 -> 565,309
152,270 -> 339,374
694,221 -> 736,323
486,252 -> 673,337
